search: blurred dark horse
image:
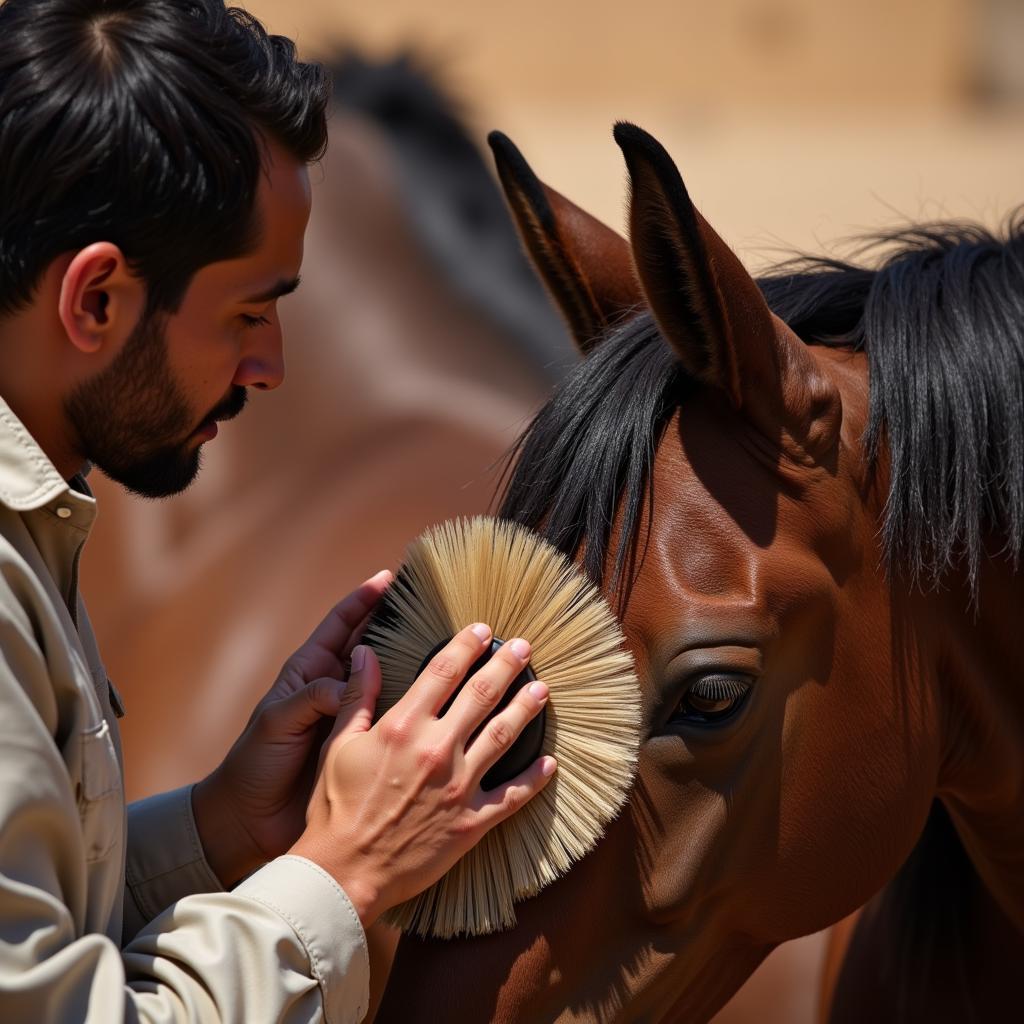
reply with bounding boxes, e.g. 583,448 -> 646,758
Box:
376,126 -> 1024,1022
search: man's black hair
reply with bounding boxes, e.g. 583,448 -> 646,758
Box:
0,0 -> 330,317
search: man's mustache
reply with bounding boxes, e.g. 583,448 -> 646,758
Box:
206,386 -> 248,425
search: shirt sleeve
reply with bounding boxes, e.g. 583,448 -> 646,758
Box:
0,599 -> 371,1022
122,857 -> 370,1023
123,786 -> 224,940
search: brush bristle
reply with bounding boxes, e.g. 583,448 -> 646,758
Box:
363,516 -> 642,938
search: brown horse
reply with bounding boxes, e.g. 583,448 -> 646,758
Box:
376,126 -> 1024,1022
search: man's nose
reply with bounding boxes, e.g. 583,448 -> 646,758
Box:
233,327 -> 285,391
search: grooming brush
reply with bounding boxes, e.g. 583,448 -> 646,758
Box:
363,515 -> 642,939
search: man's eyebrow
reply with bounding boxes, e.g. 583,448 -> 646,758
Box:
241,275 -> 301,305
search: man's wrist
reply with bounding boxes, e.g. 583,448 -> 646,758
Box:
192,775 -> 264,888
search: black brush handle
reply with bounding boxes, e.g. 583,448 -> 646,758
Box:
420,638 -> 547,791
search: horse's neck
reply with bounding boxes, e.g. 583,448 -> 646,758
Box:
829,801 -> 1024,1024
925,555 -> 1024,932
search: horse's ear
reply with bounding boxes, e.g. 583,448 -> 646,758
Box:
613,122 -> 839,453
488,131 -> 642,354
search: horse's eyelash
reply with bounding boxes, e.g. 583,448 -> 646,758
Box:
687,675 -> 752,701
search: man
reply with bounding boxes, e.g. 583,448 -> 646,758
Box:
0,1 -> 555,1021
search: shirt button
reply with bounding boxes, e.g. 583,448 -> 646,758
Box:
56,506 -> 72,519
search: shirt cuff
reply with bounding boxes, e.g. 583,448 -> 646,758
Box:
126,784 -> 223,924
234,855 -> 370,1024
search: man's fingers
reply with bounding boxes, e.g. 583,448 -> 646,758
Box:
440,637 -> 534,740
463,678 -> 548,782
397,623 -> 493,716
471,751 -> 558,826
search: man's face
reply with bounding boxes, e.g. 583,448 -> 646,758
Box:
65,142 -> 312,497
65,310 -> 246,497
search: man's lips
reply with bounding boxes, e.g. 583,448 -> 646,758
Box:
192,388 -> 248,442
193,419 -> 219,442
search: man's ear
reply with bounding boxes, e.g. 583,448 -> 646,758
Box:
58,243 -> 146,354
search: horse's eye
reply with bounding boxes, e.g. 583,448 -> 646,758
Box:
670,673 -> 753,725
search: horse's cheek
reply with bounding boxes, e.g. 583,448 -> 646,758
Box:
770,628 -> 936,935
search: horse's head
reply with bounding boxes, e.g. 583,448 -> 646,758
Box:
378,126 -> 942,1023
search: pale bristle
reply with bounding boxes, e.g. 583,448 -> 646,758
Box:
363,516 -> 642,938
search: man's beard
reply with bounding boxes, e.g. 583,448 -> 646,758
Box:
64,312 -> 246,498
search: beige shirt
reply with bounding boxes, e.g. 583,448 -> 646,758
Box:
0,398 -> 370,1022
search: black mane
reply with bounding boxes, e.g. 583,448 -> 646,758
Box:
500,213 -> 1024,595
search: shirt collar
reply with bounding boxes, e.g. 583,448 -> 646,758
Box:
0,397 -> 88,512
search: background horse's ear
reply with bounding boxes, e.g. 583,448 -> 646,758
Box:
488,131 -> 643,354
613,122 -> 839,453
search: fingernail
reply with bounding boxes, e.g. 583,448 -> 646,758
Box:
371,569 -> 393,585
509,637 -> 531,659
470,623 -> 491,641
528,681 -> 548,703
351,645 -> 367,673
541,756 -> 557,777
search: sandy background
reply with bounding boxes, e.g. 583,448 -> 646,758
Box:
248,0 -> 1024,263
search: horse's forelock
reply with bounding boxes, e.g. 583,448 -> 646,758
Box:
498,314 -> 685,598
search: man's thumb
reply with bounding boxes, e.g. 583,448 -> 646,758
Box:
327,645 -> 381,743
268,676 -> 349,735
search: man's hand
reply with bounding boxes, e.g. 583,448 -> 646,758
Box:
290,623 -> 556,926
192,570 -> 393,888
